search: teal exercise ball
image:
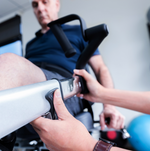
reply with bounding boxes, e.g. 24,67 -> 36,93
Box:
127,114 -> 150,151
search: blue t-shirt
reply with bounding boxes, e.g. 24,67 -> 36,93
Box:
25,24 -> 100,73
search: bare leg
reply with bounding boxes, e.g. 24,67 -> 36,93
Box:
0,53 -> 46,90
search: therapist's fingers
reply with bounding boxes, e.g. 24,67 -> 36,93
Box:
31,89 -> 71,129
53,89 -> 71,120
31,117 -> 52,131
73,69 -> 93,81
73,69 -> 91,80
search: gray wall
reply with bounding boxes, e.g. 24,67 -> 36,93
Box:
18,0 -> 150,126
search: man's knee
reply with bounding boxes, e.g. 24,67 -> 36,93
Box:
0,53 -> 23,67
0,53 -> 46,88
0,53 -> 35,71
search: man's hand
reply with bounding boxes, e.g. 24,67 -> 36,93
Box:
100,105 -> 125,130
31,89 -> 97,151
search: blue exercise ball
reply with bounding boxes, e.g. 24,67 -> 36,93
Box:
127,114 -> 150,151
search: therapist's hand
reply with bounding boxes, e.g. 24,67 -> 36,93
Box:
31,89 -> 97,151
73,69 -> 103,103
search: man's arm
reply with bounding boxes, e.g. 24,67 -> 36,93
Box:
88,55 -> 125,130
88,55 -> 113,88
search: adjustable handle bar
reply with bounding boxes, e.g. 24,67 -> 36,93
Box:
48,14 -> 108,94
76,24 -> 108,69
48,14 -> 108,61
48,14 -> 87,58
48,24 -> 76,58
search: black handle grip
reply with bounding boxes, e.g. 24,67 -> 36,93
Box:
105,117 -> 110,124
50,24 -> 76,58
76,24 -> 108,69
78,76 -> 89,94
48,14 -> 108,69
94,118 -> 110,124
45,88 -> 58,120
48,14 -> 87,58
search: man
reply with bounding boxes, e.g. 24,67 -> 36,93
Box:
0,0 -> 123,131
25,0 -> 124,130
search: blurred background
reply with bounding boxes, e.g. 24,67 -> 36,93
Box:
0,0 -> 150,132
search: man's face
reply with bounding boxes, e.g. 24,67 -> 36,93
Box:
32,0 -> 60,28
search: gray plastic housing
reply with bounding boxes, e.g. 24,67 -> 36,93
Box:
0,79 -> 60,139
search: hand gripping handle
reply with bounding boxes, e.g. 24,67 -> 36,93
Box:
48,14 -> 109,93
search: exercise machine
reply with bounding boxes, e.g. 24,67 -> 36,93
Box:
0,14 -> 129,151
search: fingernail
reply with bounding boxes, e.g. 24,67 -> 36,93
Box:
74,69 -> 79,73
55,89 -> 61,98
79,94 -> 84,99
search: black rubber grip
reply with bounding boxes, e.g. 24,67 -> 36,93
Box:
76,24 -> 108,69
78,76 -> 89,94
50,24 -> 76,58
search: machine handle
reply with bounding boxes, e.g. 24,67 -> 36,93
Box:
50,24 -> 76,58
48,14 -> 87,58
48,14 -> 108,69
48,14 -> 109,94
76,24 -> 108,69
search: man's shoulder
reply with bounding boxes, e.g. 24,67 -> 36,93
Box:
62,24 -> 81,32
26,37 -> 37,47
26,29 -> 42,46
